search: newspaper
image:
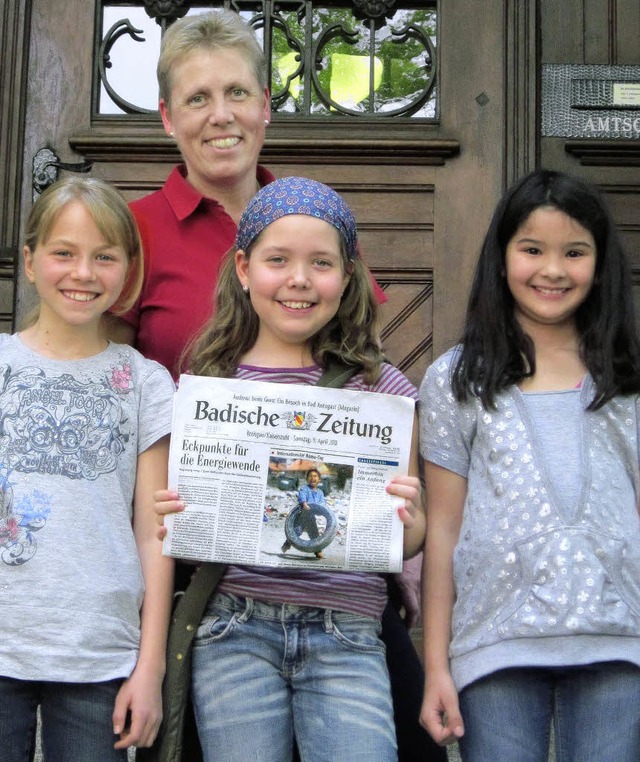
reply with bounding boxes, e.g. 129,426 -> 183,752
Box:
163,374 -> 415,572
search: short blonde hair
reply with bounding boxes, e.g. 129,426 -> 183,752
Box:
158,10 -> 267,106
23,176 -> 143,315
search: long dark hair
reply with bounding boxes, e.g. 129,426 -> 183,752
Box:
452,168 -> 640,410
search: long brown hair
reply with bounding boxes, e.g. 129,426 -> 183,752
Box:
185,240 -> 384,383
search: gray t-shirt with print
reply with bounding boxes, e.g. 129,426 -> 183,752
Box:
0,334 -> 174,682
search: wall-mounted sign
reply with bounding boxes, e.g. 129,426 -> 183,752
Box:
542,64 -> 640,138
613,83 -> 640,108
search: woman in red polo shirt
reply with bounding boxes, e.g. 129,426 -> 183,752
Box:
111,11 -> 385,381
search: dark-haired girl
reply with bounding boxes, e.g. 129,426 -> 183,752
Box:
419,169 -> 640,761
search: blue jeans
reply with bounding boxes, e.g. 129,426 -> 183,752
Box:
192,592 -> 397,762
458,662 -> 640,762
0,676 -> 127,762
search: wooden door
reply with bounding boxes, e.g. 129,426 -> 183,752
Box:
11,0 -> 535,388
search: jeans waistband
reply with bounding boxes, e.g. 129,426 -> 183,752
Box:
211,591 -> 377,628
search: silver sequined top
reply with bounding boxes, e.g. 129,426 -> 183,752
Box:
419,347 -> 640,691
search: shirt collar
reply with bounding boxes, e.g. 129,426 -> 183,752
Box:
163,165 -> 206,221
163,164 -> 277,222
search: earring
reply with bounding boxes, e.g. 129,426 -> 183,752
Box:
243,285 -> 249,293
169,131 -> 175,137
264,119 -> 270,126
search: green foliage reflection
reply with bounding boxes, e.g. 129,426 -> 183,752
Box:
270,4 -> 437,117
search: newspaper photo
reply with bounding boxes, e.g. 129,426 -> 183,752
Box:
163,374 -> 416,572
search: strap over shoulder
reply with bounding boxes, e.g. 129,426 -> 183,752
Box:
316,360 -> 361,388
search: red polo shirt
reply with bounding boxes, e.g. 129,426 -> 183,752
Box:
124,164 -> 385,379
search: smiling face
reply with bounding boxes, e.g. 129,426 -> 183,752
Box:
160,47 -> 270,197
235,214 -> 352,367
307,470 -> 321,487
23,200 -> 129,334
505,205 -> 597,333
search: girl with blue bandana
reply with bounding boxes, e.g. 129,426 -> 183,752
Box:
155,176 -> 426,761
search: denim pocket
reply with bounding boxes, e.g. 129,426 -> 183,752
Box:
194,609 -> 238,646
330,616 -> 385,653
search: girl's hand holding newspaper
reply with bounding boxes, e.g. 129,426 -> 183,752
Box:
152,489 -> 184,539
386,474 -> 426,558
386,474 -> 422,527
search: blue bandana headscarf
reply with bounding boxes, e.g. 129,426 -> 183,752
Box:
235,176 -> 359,259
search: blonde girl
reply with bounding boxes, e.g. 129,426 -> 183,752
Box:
0,177 -> 175,761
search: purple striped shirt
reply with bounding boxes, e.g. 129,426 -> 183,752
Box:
217,362 -> 418,618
